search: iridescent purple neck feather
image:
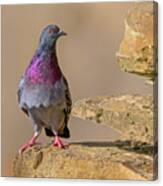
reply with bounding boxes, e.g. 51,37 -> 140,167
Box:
25,24 -> 66,85
25,52 -> 62,85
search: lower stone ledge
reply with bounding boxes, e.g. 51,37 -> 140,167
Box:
12,142 -> 156,180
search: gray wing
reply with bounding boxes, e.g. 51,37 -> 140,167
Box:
55,76 -> 72,137
63,76 -> 72,126
18,77 -> 29,116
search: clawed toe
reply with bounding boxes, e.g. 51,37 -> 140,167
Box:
19,137 -> 37,154
53,136 -> 69,149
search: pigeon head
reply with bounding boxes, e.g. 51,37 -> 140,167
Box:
38,24 -> 67,53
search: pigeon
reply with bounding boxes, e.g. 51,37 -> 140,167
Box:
18,24 -> 72,153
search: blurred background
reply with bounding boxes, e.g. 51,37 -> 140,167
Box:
1,2 -> 152,176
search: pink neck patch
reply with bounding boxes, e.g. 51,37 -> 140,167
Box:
25,54 -> 62,85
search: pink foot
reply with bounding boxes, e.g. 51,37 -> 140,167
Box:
19,136 -> 37,154
53,136 -> 69,148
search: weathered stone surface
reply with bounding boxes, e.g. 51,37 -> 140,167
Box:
13,142 -> 156,180
72,95 -> 155,145
116,2 -> 158,79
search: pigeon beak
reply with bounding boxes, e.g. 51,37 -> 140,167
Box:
57,30 -> 67,37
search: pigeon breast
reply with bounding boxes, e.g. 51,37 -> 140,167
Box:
18,76 -> 67,109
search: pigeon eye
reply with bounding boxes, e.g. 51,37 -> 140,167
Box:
48,27 -> 59,33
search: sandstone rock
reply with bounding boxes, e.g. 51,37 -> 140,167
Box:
72,95 -> 155,145
13,142 -> 156,180
116,2 -> 158,80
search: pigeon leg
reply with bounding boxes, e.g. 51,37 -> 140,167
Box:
19,127 -> 41,154
52,130 -> 69,148
53,135 -> 68,148
19,135 -> 36,154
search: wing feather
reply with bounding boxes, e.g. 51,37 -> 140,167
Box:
17,77 -> 29,116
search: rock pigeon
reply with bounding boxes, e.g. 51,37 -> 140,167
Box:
18,24 -> 72,153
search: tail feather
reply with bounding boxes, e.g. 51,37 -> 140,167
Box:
60,126 -> 70,138
44,128 -> 54,137
44,126 -> 70,138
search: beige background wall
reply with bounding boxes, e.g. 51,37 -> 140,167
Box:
1,2 -> 152,176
